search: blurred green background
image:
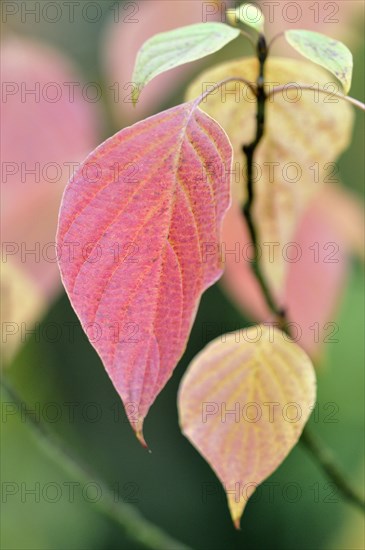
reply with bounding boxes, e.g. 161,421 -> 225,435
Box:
2,1 -> 364,548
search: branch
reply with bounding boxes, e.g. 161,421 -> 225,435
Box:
301,427 -> 365,512
1,378 -> 190,550
241,35 -> 286,328
241,34 -> 365,514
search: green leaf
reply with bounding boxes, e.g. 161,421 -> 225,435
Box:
285,30 -> 353,94
131,23 -> 240,104
226,3 -> 264,34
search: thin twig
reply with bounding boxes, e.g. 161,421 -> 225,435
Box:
267,31 -> 285,51
268,84 -> 365,111
196,76 -> 256,107
241,34 -> 286,328
1,377 -> 190,550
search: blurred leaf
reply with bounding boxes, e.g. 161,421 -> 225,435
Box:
186,56 -> 354,296
178,325 -> 316,527
220,182 -> 361,359
131,23 -> 240,104
1,261 -> 46,365
57,101 -> 232,444
1,37 -> 100,295
285,30 -> 353,94
312,184 -> 364,261
1,35 -> 100,361
220,180 -> 364,359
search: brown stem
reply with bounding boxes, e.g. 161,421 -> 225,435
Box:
241,35 -> 286,328
241,34 -> 365,515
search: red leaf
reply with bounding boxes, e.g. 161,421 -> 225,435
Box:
57,101 -> 232,444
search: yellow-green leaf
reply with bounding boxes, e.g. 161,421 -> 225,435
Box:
285,30 -> 353,94
131,23 -> 240,104
178,325 -> 316,527
227,3 -> 264,34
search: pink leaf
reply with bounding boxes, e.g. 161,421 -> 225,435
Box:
220,187 -> 356,358
1,35 -> 100,363
1,35 -> 100,300
57,101 -> 232,445
284,195 -> 347,358
312,184 -> 364,261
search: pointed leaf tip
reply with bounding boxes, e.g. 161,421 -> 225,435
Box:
178,325 -> 316,526
57,100 -> 232,438
233,517 -> 241,530
136,428 -> 149,450
131,84 -> 141,106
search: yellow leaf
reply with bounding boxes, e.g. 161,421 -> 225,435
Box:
186,57 -> 354,296
178,325 -> 316,527
1,261 -> 46,365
